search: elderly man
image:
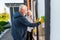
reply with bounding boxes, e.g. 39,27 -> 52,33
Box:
11,5 -> 41,40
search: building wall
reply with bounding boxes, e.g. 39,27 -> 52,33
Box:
0,0 -> 24,3
51,0 -> 60,40
0,0 -> 24,13
38,0 -> 45,18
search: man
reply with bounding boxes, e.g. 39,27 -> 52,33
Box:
11,5 -> 41,40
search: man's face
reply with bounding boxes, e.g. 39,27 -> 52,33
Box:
23,7 -> 27,14
20,7 -> 27,16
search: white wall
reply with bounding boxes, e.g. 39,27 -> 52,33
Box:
51,0 -> 60,40
0,0 -> 24,22
0,0 -> 24,13
0,0 -> 24,3
38,0 -> 45,18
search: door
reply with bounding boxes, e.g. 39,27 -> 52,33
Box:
10,7 -> 19,26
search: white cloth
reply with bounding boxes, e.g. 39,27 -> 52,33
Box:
26,16 -> 33,32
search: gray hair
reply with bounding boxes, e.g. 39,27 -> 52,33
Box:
19,5 -> 27,12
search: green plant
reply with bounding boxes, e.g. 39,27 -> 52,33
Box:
41,16 -> 45,21
0,21 -> 10,32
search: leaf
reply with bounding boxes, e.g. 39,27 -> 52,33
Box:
0,13 -> 10,21
0,21 -> 8,26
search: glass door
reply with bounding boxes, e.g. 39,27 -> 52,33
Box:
32,0 -> 45,40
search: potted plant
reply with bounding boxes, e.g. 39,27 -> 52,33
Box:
0,8 -> 10,34
0,21 -> 10,34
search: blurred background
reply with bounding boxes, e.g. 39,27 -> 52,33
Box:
0,0 -> 45,40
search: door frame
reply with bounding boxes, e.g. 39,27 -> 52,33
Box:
36,0 -> 50,40
45,0 -> 50,40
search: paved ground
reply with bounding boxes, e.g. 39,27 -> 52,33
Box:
0,30 -> 45,40
33,36 -> 45,40
0,30 -> 13,40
